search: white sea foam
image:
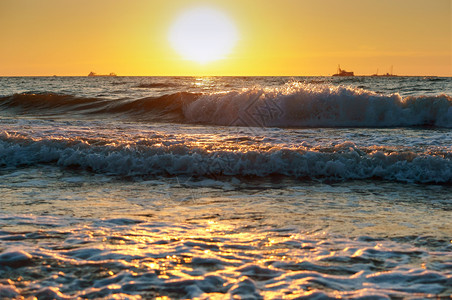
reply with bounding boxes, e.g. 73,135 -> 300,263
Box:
184,83 -> 452,127
0,133 -> 451,183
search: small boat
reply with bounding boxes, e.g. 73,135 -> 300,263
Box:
88,72 -> 117,77
332,65 -> 354,77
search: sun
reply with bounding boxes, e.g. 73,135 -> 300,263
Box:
168,7 -> 238,64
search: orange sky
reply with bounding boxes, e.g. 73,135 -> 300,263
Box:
0,0 -> 450,76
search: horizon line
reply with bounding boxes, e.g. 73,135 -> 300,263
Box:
1,74 -> 451,78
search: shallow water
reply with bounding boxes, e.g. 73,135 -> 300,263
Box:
1,170 -> 451,298
0,76 -> 451,298
1,166 -> 451,299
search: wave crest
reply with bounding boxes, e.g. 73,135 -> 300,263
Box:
0,91 -> 199,121
1,83 -> 451,128
184,83 -> 452,127
1,134 -> 451,183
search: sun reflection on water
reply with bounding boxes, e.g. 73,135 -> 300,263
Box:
0,211 -> 450,298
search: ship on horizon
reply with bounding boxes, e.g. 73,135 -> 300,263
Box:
88,71 -> 117,77
371,66 -> 397,77
332,65 -> 354,77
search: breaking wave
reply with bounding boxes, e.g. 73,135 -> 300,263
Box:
1,133 -> 451,183
184,83 -> 452,128
1,83 -> 451,128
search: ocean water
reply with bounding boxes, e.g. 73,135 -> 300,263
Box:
0,76 -> 451,299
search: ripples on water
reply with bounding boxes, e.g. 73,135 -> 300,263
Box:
0,76 -> 451,298
1,172 -> 451,299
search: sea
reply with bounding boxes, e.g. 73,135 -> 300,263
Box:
0,76 -> 451,299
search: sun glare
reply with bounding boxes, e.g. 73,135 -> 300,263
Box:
168,7 -> 238,64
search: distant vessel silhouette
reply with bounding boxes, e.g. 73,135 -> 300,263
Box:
379,73 -> 397,77
332,65 -> 354,77
88,72 -> 117,77
371,66 -> 397,77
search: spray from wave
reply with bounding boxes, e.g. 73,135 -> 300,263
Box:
1,132 -> 451,183
0,83 -> 451,128
184,83 -> 452,128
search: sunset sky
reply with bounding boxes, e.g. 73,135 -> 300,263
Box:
1,0 -> 450,76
